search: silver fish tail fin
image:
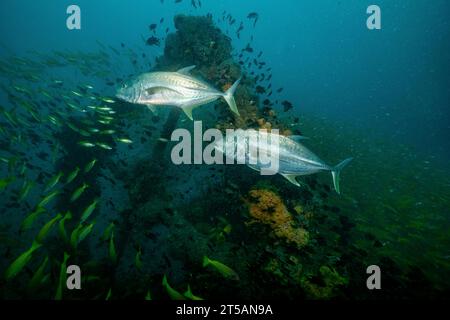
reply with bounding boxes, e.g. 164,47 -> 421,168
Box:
223,77 -> 241,116
331,157 -> 353,194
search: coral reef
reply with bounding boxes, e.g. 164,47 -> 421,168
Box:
301,266 -> 348,299
162,15 -> 232,67
244,189 -> 309,248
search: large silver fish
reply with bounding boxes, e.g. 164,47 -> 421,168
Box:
116,65 -> 241,120
215,130 -> 353,194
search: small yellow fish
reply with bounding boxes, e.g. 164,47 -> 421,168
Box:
101,222 -> 115,241
45,171 -> 63,192
135,248 -> 143,271
78,221 -> 95,243
20,206 -> 46,232
58,211 -> 72,243
184,285 -> 204,300
96,142 -> 112,150
4,241 -> 42,281
18,180 -> 34,202
116,138 -> 133,144
109,230 -> 117,264
65,167 -> 80,184
87,127 -> 100,133
70,224 -> 83,249
97,120 -> 111,125
101,97 -> 116,104
84,159 -> 97,173
100,129 -> 116,135
28,256 -> 49,291
105,288 -> 112,300
55,252 -> 70,300
80,198 -> 98,223
71,90 -> 83,97
36,213 -> 63,243
203,256 -> 239,280
37,190 -> 60,207
162,275 -> 186,300
70,183 -> 88,202
78,141 -> 96,148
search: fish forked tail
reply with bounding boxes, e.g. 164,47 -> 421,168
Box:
222,77 -> 241,116
331,157 -> 353,195
202,256 -> 211,268
162,274 -> 169,287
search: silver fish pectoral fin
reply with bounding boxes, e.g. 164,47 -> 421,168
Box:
281,173 -> 304,187
288,135 -> 310,143
247,164 -> 261,172
180,101 -> 203,121
179,98 -> 215,121
146,104 -> 157,114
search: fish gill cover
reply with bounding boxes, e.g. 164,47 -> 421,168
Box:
0,0 -> 449,304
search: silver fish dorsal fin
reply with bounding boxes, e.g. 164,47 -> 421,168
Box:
177,65 -> 196,75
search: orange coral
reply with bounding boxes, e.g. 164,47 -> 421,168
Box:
222,83 -> 232,92
245,189 -> 309,248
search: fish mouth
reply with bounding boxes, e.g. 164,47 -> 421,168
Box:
115,92 -> 126,101
115,88 -> 131,103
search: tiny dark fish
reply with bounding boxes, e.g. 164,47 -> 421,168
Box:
256,85 -> 266,94
146,36 -> 160,46
243,43 -> 253,53
277,88 -> 284,93
247,12 -> 259,27
247,12 -> 259,19
282,100 -> 294,112
237,22 -> 244,34
149,24 -> 157,33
